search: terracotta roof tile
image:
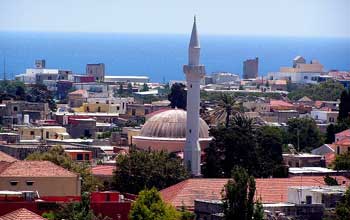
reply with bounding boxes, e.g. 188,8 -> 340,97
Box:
0,161 -> 77,178
270,100 -> 294,108
161,176 -> 350,209
334,138 -> 350,146
91,165 -> 115,176
336,129 -> 350,138
0,208 -> 45,220
0,151 -> 17,163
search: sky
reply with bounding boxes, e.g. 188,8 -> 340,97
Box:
0,0 -> 349,37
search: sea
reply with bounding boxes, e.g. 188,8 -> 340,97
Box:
0,31 -> 349,82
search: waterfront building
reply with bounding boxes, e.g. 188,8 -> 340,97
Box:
104,75 -> 149,84
243,57 -> 259,79
267,56 -> 325,84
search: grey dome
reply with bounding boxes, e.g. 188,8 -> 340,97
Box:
140,109 -> 209,138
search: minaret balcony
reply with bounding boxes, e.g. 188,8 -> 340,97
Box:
183,65 -> 206,78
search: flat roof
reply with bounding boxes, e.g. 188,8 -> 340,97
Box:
289,167 -> 337,174
105,75 -> 149,79
65,149 -> 91,153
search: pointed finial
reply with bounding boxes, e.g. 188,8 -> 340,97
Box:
194,15 -> 196,23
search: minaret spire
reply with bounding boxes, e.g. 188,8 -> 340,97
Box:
188,16 -> 200,66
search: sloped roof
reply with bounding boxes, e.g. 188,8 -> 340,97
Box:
68,89 -> 88,97
270,100 -> 294,108
91,165 -> 115,176
0,208 -> 45,220
298,96 -> 313,102
161,176 -> 350,209
336,129 -> 350,138
334,138 -> 350,146
0,161 -> 77,178
0,151 -> 17,163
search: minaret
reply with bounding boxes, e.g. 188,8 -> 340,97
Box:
183,16 -> 205,176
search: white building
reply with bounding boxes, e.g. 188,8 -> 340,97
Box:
104,76 -> 149,84
267,56 -> 325,84
211,72 -> 240,85
310,110 -> 338,123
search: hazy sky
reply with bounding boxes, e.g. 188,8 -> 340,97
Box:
0,0 -> 349,37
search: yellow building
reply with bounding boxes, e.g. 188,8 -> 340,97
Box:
0,161 -> 81,197
18,126 -> 70,140
74,103 -> 120,113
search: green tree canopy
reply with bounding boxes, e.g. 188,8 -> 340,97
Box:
338,89 -> 350,121
26,145 -> 102,192
333,152 -> 350,171
129,188 -> 179,220
140,83 -> 149,92
113,150 -> 188,194
286,118 -> 324,152
168,83 -> 187,110
335,186 -> 350,220
288,80 -> 345,101
203,114 -> 285,178
222,166 -> 264,220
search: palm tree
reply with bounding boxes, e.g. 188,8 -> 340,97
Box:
202,93 -> 238,127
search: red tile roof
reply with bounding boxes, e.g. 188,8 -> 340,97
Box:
161,176 -> 350,209
334,138 -> 350,146
69,89 -> 88,96
270,100 -> 294,108
336,129 -> 350,138
0,161 -> 77,177
0,208 -> 45,220
0,151 -> 17,163
91,165 -> 115,176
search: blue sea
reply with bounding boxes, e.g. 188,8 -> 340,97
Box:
0,31 -> 349,82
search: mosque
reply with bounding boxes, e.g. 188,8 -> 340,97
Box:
132,17 -> 209,176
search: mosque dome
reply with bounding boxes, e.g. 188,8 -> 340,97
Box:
132,109 -> 211,152
140,109 -> 209,139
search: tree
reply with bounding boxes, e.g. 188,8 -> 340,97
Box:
286,118 -> 324,152
335,186 -> 350,220
288,80 -> 345,101
113,150 -> 189,194
220,93 -> 235,127
334,152 -> 350,171
53,192 -> 110,220
203,114 -> 284,178
129,188 -> 179,220
141,83 -> 149,92
326,120 -> 350,143
256,126 -> 285,177
324,175 -> 339,186
338,89 -> 350,121
26,146 -> 102,192
222,166 -> 264,220
117,83 -> 124,96
127,83 -> 133,95
168,83 -> 187,109
26,84 -> 57,111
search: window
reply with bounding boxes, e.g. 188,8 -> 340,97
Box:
329,117 -> 334,122
190,84 -> 192,88
304,76 -> 308,80
30,131 -> 35,136
97,107 -> 101,112
132,109 -> 136,116
10,181 -> 18,186
189,129 -> 192,133
145,109 -> 149,115
13,106 -> 18,112
77,154 -> 83,161
348,147 -> 350,153
337,146 -> 340,155
117,106 -> 120,111
26,181 -> 34,186
306,196 -> 312,204
46,131 -> 49,139
84,154 -> 90,161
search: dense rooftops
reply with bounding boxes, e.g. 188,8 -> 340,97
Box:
0,161 -> 77,178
